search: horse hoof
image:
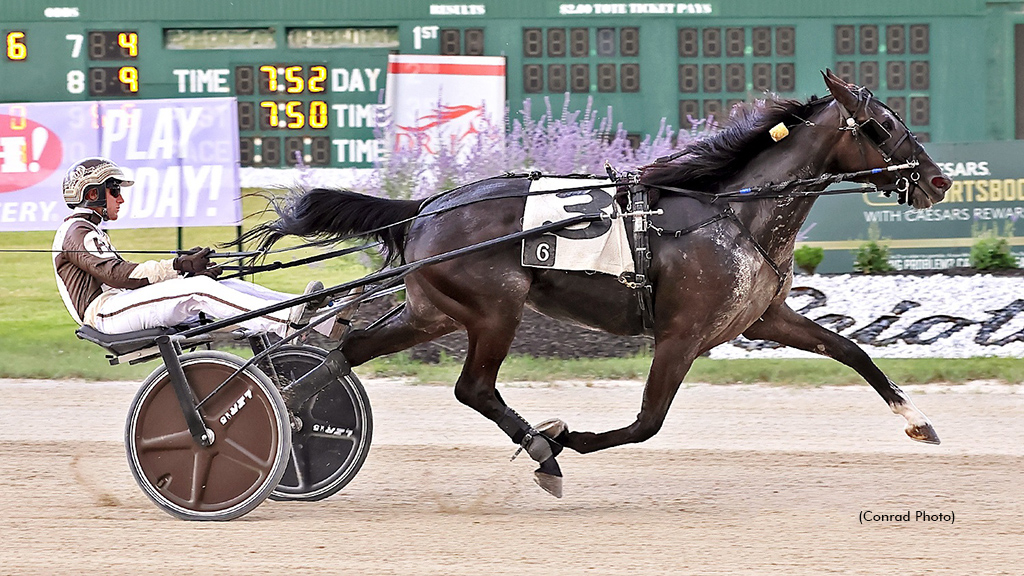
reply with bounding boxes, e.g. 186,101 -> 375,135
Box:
534,458 -> 563,499
906,422 -> 941,445
534,471 -> 563,499
536,418 -> 568,440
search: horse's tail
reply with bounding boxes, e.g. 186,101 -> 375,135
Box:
241,188 -> 421,264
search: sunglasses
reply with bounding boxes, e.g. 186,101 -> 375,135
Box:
105,180 -> 122,198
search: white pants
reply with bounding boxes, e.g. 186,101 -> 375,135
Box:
85,277 -> 328,337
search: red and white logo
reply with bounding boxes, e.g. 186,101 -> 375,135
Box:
0,113 -> 64,193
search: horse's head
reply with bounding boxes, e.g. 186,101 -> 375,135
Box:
822,69 -> 951,209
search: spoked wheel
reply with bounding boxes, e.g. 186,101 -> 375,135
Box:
125,351 -> 290,521
265,346 -> 373,502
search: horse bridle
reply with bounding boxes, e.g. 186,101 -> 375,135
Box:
835,88 -> 926,204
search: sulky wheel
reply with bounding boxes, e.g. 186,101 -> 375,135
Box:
125,351 -> 290,521
266,346 -> 373,502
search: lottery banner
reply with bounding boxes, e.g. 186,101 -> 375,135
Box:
0,97 -> 240,231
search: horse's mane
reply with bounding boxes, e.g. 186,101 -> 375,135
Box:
640,95 -> 826,191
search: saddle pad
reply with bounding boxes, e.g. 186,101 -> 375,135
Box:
521,177 -> 634,276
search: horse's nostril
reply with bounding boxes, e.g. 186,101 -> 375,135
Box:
931,176 -> 952,191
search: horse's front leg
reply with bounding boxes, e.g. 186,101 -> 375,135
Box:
556,337 -> 700,454
743,302 -> 940,444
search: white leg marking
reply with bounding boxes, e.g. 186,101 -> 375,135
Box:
890,387 -> 931,428
890,384 -> 940,444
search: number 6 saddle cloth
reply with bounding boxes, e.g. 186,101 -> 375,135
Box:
521,177 -> 634,277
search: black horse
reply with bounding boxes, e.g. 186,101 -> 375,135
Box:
251,71 -> 952,497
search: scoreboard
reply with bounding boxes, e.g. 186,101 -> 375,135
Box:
0,0 -> 1004,170
2,13 -> 390,168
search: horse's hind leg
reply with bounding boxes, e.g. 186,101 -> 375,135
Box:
743,302 -> 940,444
341,280 -> 460,366
341,305 -> 458,366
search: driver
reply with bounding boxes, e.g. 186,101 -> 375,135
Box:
52,157 -> 331,338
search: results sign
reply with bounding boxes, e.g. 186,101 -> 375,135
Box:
0,97 -> 240,231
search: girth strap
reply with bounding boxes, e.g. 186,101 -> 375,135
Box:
721,205 -> 787,299
616,182 -> 656,332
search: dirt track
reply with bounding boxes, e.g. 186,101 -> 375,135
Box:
1,378 -> 1022,575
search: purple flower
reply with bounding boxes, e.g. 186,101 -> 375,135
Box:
356,93 -> 716,199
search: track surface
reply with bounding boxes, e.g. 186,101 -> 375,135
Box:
1,378 -> 1021,575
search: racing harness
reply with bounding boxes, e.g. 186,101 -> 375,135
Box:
603,91 -> 929,331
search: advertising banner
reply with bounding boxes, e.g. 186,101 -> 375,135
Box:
384,54 -> 505,158
801,141 -> 1024,273
0,97 -> 240,232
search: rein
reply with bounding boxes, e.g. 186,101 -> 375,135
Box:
644,160 -> 919,202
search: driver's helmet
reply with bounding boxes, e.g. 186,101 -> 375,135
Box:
62,157 -> 134,209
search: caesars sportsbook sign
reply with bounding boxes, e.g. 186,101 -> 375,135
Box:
801,141 -> 1024,273
0,97 -> 240,232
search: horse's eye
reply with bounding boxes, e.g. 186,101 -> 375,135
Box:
882,119 -> 894,130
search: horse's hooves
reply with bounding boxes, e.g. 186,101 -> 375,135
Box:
536,418 -> 568,440
906,422 -> 941,445
534,458 -> 563,498
534,471 -> 563,498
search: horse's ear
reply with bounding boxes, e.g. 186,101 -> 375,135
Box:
821,69 -> 860,113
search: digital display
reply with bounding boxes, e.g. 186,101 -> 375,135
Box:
238,136 -> 332,167
596,28 -> 615,56
244,64 -> 328,95
88,66 -> 139,96
286,28 -> 399,49
258,100 -> 329,130
230,63 -> 339,166
441,28 -> 461,55
832,23 -> 931,138
87,30 -> 139,60
571,63 -> 589,92
6,31 -> 27,61
621,63 -> 640,92
524,64 -> 542,93
548,29 -> 566,57
0,5 -> 953,169
678,25 -> 798,125
439,28 -> 484,56
164,28 -> 276,50
571,28 -> 588,57
597,63 -> 616,92
521,26 -> 640,94
548,63 -> 565,92
106,29 -> 378,168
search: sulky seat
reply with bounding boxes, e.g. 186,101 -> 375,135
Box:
75,325 -> 185,356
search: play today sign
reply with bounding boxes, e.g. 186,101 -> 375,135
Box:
0,97 -> 240,231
